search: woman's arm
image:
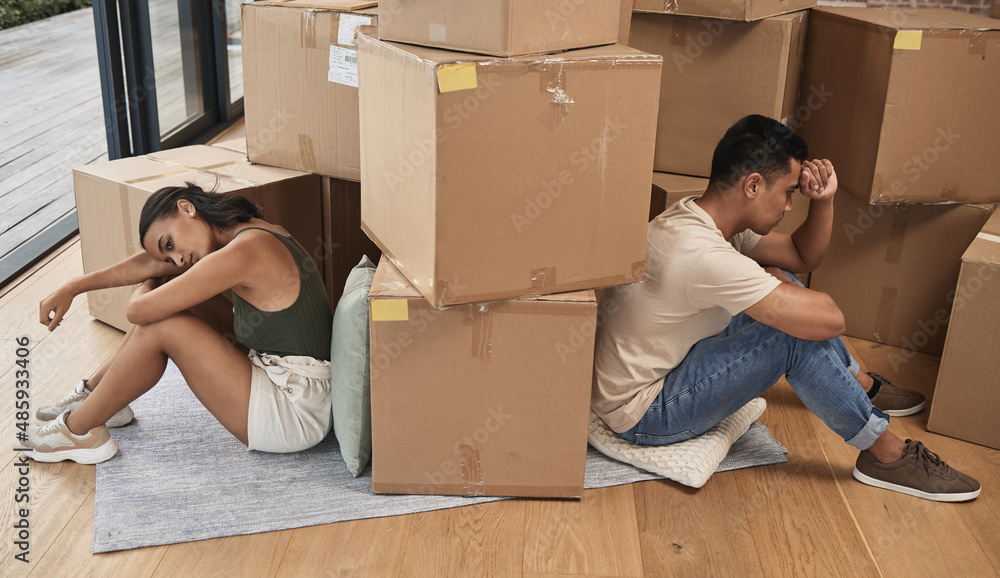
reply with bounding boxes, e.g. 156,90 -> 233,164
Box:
126,241 -> 253,326
39,251 -> 184,331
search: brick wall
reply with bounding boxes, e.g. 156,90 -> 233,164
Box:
820,0 -> 994,16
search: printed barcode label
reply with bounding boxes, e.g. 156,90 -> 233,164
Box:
329,46 -> 359,87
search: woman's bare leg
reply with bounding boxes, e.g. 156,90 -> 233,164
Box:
65,310 -> 253,445
84,292 -> 243,392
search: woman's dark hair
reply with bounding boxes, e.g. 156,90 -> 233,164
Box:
709,114 -> 809,190
138,182 -> 262,249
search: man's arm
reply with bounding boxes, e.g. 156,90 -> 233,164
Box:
746,159 -> 838,273
743,282 -> 846,341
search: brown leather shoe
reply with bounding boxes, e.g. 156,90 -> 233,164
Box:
854,439 -> 981,502
868,372 -> 925,417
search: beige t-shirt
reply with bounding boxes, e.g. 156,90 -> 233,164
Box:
592,196 -> 782,433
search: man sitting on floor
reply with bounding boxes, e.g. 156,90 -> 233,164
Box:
592,115 -> 980,502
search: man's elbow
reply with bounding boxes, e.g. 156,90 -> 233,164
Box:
800,256 -> 825,274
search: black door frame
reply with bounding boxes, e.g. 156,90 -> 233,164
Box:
92,0 -> 245,160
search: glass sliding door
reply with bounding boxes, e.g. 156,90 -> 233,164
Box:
93,0 -> 247,159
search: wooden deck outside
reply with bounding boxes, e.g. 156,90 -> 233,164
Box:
0,8 -> 106,266
0,2 -> 244,279
1,237 -> 999,576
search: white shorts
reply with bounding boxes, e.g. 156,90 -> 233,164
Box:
246,350 -> 333,453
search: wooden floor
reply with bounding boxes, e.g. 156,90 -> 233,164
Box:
1,240 -> 998,577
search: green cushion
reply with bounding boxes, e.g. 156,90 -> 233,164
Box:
330,255 -> 377,476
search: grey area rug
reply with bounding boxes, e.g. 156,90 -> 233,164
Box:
93,361 -> 787,553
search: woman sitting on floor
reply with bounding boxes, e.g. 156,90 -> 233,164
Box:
27,184 -> 333,463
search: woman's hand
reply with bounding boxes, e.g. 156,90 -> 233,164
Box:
39,279 -> 80,331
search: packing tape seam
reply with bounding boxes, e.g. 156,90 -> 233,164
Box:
976,232 -> 1000,244
885,206 -> 909,266
537,63 -> 574,131
874,286 -> 898,346
939,187 -> 960,202
969,30 -> 986,57
531,267 -> 557,295
459,444 -> 485,495
464,304 -> 494,362
119,182 -> 135,255
301,8 -> 316,49
298,134 -> 317,173
133,155 -> 263,187
630,261 -> 645,283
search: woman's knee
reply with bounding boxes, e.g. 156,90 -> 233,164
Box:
132,311 -> 200,342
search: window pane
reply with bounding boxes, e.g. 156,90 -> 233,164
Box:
150,0 -> 205,137
227,0 -> 250,103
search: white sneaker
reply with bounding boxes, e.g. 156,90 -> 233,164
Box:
35,380 -> 134,428
25,410 -> 119,464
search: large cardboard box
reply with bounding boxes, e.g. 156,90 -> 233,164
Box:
634,0 -> 814,21
357,28 -> 662,308
377,0 -> 619,57
242,1 -> 377,181
322,177 -> 383,311
368,258 -> 596,498
73,146 -> 322,332
629,11 -> 807,177
928,212 -> 1000,449
810,192 -> 996,356
798,8 -> 1000,204
649,171 -> 708,220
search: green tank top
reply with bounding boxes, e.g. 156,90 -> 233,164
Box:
231,226 -> 332,360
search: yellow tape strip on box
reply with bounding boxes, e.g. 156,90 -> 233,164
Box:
438,63 -> 478,93
371,299 -> 409,321
894,30 -> 922,51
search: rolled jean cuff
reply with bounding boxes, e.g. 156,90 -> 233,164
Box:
845,406 -> 890,451
847,354 -> 861,378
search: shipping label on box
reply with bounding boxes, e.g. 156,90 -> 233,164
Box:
629,11 -> 807,177
242,2 -> 377,180
798,8 -> 1000,204
368,258 -> 597,498
357,28 -> 663,308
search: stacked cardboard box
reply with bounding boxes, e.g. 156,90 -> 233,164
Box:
928,210 -> 1000,449
242,1 -> 377,180
800,8 -> 1000,355
73,145 -> 323,332
629,4 -> 809,176
241,2 -> 386,310
357,6 -> 663,497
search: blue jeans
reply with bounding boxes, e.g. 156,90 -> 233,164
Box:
618,271 -> 889,451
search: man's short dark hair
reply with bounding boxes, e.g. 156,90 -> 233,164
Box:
708,114 -> 808,190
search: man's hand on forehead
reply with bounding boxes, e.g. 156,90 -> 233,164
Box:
799,159 -> 837,201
